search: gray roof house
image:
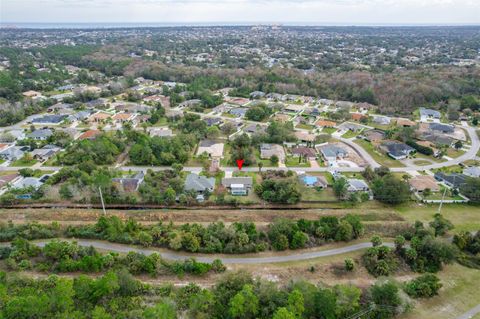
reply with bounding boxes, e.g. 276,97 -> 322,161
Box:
260,143 -> 286,161
319,144 -> 348,163
250,91 -> 266,99
464,167 -> 480,178
221,177 -> 253,196
0,146 -> 25,161
347,179 -> 370,192
381,141 -> 415,160
434,172 -> 468,189
31,145 -> 61,161
12,177 -> 45,190
429,123 -> 455,134
185,173 -> 215,194
31,114 -> 68,124
28,129 -> 53,141
229,108 -> 248,117
420,108 -> 441,121
112,172 -> 145,192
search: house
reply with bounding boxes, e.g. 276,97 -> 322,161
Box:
347,179 -> 370,192
47,103 -> 73,113
420,133 -> 454,147
31,114 -> 68,125
0,146 -> 25,161
260,144 -> 286,161
226,97 -> 250,106
464,167 -> 480,178
429,123 -> 455,134
396,118 -> 416,127
112,172 -> 145,192
12,176 -> 45,190
179,99 -> 202,108
372,115 -> 391,125
112,113 -> 136,124
409,175 -> 440,193
204,117 -> 223,127
266,93 -> 283,100
78,130 -> 102,140
28,129 -> 53,141
273,113 -> 291,123
291,146 -> 317,160
89,112 -> 111,123
294,131 -> 316,144
148,128 -> 173,138
31,145 -> 61,162
351,113 -> 367,122
304,108 -> 321,117
51,92 -> 74,102
316,120 -> 336,128
250,91 -> 265,99
420,108 -> 441,122
434,172 -> 468,189
229,108 -> 248,117
243,123 -> 266,135
184,173 -> 215,194
6,130 -> 26,141
221,177 -> 253,195
380,141 -> 415,160
197,140 -> 224,158
299,174 -> 328,188
338,122 -> 365,132
22,90 -> 42,98
362,130 -> 386,143
165,109 -> 184,119
69,110 -> 93,122
319,144 -> 347,163
284,104 -> 304,113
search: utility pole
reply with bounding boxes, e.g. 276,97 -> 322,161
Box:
99,186 -> 106,215
438,175 -> 455,214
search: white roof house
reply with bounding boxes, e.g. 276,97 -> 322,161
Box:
197,140 -> 225,158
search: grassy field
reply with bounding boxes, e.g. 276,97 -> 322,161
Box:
322,127 -> 337,134
285,156 -> 311,167
299,185 -> 338,202
354,139 -> 405,167
10,158 -> 38,167
400,264 -> 480,319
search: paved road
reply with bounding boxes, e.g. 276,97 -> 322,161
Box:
338,136 -> 381,169
30,239 -> 393,264
456,304 -> 480,319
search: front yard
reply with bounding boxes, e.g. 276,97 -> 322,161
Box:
354,139 -> 405,167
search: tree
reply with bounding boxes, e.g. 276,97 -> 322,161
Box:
334,284 -> 361,318
229,284 -> 259,319
129,143 -> 153,165
344,258 -> 355,271
287,289 -> 304,317
290,231 -> 308,249
460,177 -> 480,202
59,184 -> 74,200
313,288 -> 337,319
369,280 -> 402,319
92,306 -> 112,319
207,126 -> 220,139
143,301 -> 177,319
258,162 -> 263,172
404,274 -> 442,298
371,235 -> 382,247
270,155 -> 279,166
371,175 -> 411,204
137,231 -> 153,247
429,213 -> 454,237
272,308 -> 296,319
454,140 -> 463,150
332,178 -> 348,198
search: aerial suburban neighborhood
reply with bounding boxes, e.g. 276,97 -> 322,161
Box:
0,9 -> 479,319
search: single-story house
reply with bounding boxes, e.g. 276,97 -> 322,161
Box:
148,128 -> 173,138
299,174 -> 328,188
351,113 -> 367,121
250,91 -> 266,99
372,115 -> 391,125
197,140 -> 225,158
22,90 -> 42,98
284,104 -> 304,113
12,176 -> 45,190
273,113 -> 291,123
0,146 -> 26,161
434,172 -> 468,189
420,108 -> 441,122
429,123 -> 455,134
363,130 -> 386,143
184,173 -> 215,194
380,141 -> 415,160
338,122 -> 365,132
112,172 -> 145,192
78,130 -> 102,140
463,167 -> 480,178
291,146 -> 317,160
112,113 -> 136,124
260,144 -> 286,161
319,144 -> 348,163
347,179 -> 370,192
221,177 -> 253,195
89,112 -> 111,123
396,118 -> 416,127
28,129 -> 53,141
31,114 -> 68,125
229,108 -> 248,117
31,145 -> 61,161
315,120 -> 336,128
409,175 -> 440,193
294,131 -> 316,144
179,99 -> 202,108
204,117 -> 223,127
0,173 -> 20,189
243,123 -> 267,135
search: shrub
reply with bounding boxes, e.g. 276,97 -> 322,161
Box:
345,258 -> 355,271
404,274 -> 442,298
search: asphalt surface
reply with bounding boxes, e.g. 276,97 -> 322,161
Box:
456,304 -> 480,319
30,239 -> 394,264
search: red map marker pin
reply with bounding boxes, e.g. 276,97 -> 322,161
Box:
236,159 -> 244,170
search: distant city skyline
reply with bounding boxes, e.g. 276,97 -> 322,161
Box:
2,0 -> 480,25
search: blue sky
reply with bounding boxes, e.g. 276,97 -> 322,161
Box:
2,0 -> 479,25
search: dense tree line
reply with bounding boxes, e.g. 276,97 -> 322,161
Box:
59,134 -> 126,165
255,171 -> 301,204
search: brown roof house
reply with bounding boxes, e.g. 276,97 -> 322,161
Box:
291,146 -> 317,160
409,175 -> 440,193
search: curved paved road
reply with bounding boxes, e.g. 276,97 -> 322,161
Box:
456,304 -> 480,319
31,239 -> 393,264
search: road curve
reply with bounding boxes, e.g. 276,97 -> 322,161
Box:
456,304 -> 480,319
30,239 -> 394,264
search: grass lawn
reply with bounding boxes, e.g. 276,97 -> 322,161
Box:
296,123 -> 315,131
254,149 -> 277,167
322,127 -> 337,134
152,117 -> 168,126
354,139 -> 405,168
285,156 -> 311,167
422,186 -> 464,201
10,158 -> 38,167
432,165 -> 464,174
446,148 -> 466,158
341,130 -> 360,139
400,264 -> 480,319
394,203 -> 480,232
0,159 -> 4,165
300,186 -> 338,202
221,112 -> 237,118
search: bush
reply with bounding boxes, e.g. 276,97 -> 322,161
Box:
345,258 -> 355,271
404,274 -> 442,298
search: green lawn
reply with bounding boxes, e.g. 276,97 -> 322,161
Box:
296,123 -> 315,131
341,130 -> 360,139
354,139 -> 405,168
422,185 -> 464,201
322,127 -> 337,134
10,158 -> 38,167
447,148 -> 466,158
285,156 -> 311,167
299,186 -> 337,202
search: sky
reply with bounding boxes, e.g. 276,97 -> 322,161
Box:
1,0 -> 480,25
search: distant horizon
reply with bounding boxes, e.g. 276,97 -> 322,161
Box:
2,22 -> 480,29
